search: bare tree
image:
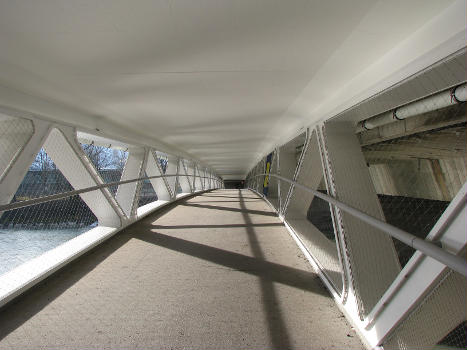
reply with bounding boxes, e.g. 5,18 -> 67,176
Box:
31,148 -> 57,188
27,148 -> 69,197
81,144 -> 127,171
82,144 -> 114,171
32,148 -> 55,171
112,149 -> 127,171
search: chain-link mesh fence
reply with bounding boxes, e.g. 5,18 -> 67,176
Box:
0,112 -> 221,296
285,131 -> 343,293
241,51 -> 467,349
437,320 -> 467,349
0,114 -> 34,180
2,148 -> 97,228
361,120 -> 466,267
265,151 -> 279,210
155,151 -> 168,174
252,159 -> 263,194
350,61 -> 467,346
278,132 -> 306,214
184,160 -> 195,191
137,171 -> 158,207
194,166 -> 203,191
80,142 -> 129,196
175,179 -> 183,194
384,270 -> 467,350
0,147 -> 97,275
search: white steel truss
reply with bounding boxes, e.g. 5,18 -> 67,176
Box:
0,111 -> 222,308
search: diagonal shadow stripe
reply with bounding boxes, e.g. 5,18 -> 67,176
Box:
181,202 -> 276,217
189,200 -> 262,203
144,222 -> 284,229
134,231 -> 326,296
239,189 -> 290,349
200,195 -> 260,200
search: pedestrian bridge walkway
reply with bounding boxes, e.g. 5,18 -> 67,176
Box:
0,190 -> 363,349
0,3 -> 466,348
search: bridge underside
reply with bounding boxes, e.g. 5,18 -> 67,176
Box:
0,190 -> 362,349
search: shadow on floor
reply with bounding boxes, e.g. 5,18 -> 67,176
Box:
181,202 -> 277,217
133,230 -> 326,296
188,199 -> 263,204
0,199 -> 185,341
143,222 -> 284,229
0,227 -> 134,341
237,189 -> 291,349
198,195 -> 260,200
0,190 -> 327,348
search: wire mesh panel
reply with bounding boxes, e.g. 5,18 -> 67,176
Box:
383,270 -> 467,350
251,164 -> 258,192
248,165 -> 255,191
285,131 -> 343,292
175,179 -> 183,194
193,165 -> 203,191
265,151 -> 279,210
145,151 -> 171,201
2,148 -> 97,226
0,114 -> 34,179
199,167 -> 206,189
0,148 -> 97,275
155,152 -> 168,174
137,171 -> 158,207
437,321 -> 467,349
256,158 -> 265,194
324,121 -> 402,317
178,159 -> 193,193
80,142 -> 129,196
361,122 -> 466,267
255,163 -> 262,192
278,132 -> 306,214
184,161 -> 195,190
44,128 -> 121,227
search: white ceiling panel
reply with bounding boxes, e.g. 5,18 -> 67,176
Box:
0,0 -> 462,176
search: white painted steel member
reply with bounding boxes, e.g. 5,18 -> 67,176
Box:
251,172 -> 467,278
0,174 -> 216,213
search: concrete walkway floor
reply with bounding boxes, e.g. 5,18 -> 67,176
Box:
0,189 -> 364,349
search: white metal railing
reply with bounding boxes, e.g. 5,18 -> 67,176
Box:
251,172 -> 467,277
0,174 -> 215,213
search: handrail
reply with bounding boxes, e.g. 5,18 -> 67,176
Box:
251,173 -> 467,277
0,174 -> 216,212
